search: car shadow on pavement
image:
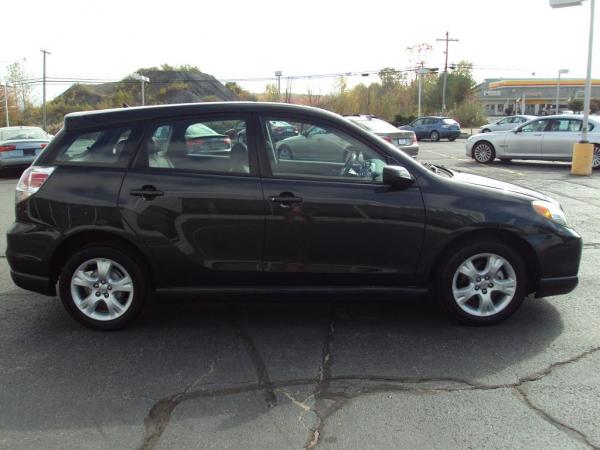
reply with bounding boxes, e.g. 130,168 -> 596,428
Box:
0,292 -> 564,438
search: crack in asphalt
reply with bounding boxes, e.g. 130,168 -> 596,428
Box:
514,386 -> 599,449
229,311 -> 277,408
136,313 -> 600,450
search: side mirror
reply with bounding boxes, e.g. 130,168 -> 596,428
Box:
383,165 -> 414,188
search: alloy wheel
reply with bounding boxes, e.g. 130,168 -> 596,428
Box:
451,253 -> 517,317
593,145 -> 600,169
473,143 -> 493,163
70,258 -> 135,321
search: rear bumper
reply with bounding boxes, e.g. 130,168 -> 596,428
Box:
441,130 -> 460,138
399,144 -> 419,157
0,156 -> 34,168
10,270 -> 55,296
535,275 -> 578,298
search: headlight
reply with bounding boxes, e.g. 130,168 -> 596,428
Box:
532,200 -> 568,226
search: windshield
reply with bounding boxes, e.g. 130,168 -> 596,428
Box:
1,128 -> 47,141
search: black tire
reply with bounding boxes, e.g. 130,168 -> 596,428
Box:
500,158 -> 512,164
472,141 -> 496,164
278,145 -> 294,160
435,240 -> 527,325
430,130 -> 440,142
593,144 -> 600,170
448,136 -> 457,142
58,245 -> 147,330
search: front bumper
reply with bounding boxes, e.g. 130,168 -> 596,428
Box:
535,275 -> 578,298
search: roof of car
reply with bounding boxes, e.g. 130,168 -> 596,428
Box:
0,126 -> 42,131
63,102 -> 343,131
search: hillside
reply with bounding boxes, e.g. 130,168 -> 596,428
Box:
44,65 -> 239,131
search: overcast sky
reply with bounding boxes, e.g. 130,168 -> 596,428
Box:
2,0 -> 599,102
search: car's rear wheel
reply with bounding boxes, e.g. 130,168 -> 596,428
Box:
436,240 -> 527,325
58,246 -> 147,330
593,144 -> 600,169
430,131 -> 440,142
472,141 -> 495,163
278,145 -> 293,160
448,136 -> 457,142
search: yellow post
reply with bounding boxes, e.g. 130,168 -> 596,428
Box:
571,142 -> 594,176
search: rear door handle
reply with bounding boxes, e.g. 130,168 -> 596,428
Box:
130,186 -> 164,200
269,193 -> 303,208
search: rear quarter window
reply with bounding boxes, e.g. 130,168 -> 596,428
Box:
48,126 -> 139,167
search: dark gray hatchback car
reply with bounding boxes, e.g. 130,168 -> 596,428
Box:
7,102 -> 581,330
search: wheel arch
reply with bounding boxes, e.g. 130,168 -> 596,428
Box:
429,228 -> 540,294
49,230 -> 155,288
470,139 -> 496,158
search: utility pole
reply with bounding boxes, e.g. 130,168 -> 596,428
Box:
2,80 -> 9,127
436,32 -> 459,113
41,49 -> 51,131
417,67 -> 429,118
275,71 -> 282,101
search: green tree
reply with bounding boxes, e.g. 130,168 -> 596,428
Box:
451,97 -> 486,134
568,99 -> 584,113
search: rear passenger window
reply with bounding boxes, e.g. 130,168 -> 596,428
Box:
56,127 -> 133,165
143,118 -> 249,174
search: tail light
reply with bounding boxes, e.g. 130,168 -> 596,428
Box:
40,143 -> 48,149
15,166 -> 56,203
411,132 -> 417,144
382,136 -> 392,143
224,137 -> 232,145
0,144 -> 17,152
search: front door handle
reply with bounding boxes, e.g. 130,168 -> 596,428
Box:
130,186 -> 164,200
269,193 -> 303,208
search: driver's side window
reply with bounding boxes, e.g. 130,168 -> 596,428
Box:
520,119 -> 549,133
261,117 -> 387,183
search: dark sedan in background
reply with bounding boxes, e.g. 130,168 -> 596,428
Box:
400,116 -> 460,141
0,126 -> 52,171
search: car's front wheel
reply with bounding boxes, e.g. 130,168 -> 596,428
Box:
448,136 -> 457,142
436,240 -> 527,325
430,130 -> 440,142
593,144 -> 600,169
472,141 -> 495,164
58,246 -> 147,330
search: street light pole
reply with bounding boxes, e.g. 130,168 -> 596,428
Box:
41,49 -> 51,131
556,69 -> 569,113
275,71 -> 282,102
581,0 -> 595,142
550,0 -> 595,174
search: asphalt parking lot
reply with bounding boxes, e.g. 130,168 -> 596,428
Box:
1,141 -> 599,450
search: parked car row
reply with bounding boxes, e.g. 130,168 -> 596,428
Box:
467,114 -> 600,168
7,102 -> 581,330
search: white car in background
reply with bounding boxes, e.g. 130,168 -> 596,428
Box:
480,115 -> 535,133
466,115 -> 600,168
